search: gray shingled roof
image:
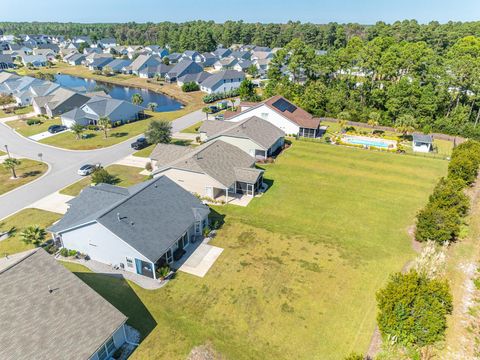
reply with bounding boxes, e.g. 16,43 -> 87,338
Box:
200,116 -> 285,150
200,70 -> 245,90
413,133 -> 433,144
150,143 -> 196,166
152,140 -> 262,188
49,177 -> 210,263
0,248 -> 127,360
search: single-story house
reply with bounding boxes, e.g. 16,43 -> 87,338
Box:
233,59 -> 253,72
21,55 -> 48,67
165,60 -> 203,83
200,52 -> 218,67
88,56 -> 116,71
230,50 -> 251,60
199,70 -> 245,94
182,50 -> 202,63
213,57 -> 238,71
166,52 -> 182,64
0,54 -> 15,70
412,134 -> 434,153
36,43 -> 60,53
32,48 -> 56,61
0,248 -> 127,360
33,88 -> 90,117
14,82 -> 60,106
226,95 -> 321,137
151,140 -> 264,200
177,71 -> 211,87
129,54 -> 162,76
67,53 -> 86,66
199,116 -> 285,159
144,45 -> 169,58
61,95 -> 144,127
104,59 -> 132,73
213,47 -> 232,59
72,36 -> 91,44
48,176 -> 210,276
96,38 -> 117,49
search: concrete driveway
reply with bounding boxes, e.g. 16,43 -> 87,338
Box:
0,108 -> 205,220
29,129 -> 68,142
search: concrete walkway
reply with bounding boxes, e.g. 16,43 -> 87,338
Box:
28,191 -> 74,214
172,132 -> 199,141
29,129 -> 67,141
114,154 -> 150,168
59,257 -> 169,290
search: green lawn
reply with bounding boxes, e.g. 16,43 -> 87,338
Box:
133,144 -> 155,158
59,164 -> 149,196
0,105 -> 34,118
6,117 -> 62,137
61,141 -> 447,359
180,121 -> 203,134
39,109 -> 192,150
0,158 -> 48,195
0,208 -> 61,255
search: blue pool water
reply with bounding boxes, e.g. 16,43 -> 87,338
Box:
54,74 -> 183,112
344,137 -> 392,148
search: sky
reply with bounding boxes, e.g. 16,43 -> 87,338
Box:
1,0 -> 479,24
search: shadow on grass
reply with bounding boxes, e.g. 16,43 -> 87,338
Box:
110,132 -> 129,138
209,208 -> 226,229
21,170 -> 42,178
72,271 -> 157,340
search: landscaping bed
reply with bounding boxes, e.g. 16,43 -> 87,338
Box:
0,158 -> 48,195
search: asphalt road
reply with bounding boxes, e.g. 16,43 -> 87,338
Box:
0,109 -> 205,220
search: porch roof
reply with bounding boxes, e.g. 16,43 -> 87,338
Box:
234,167 -> 263,184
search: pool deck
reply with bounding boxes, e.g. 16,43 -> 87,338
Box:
342,135 -> 397,149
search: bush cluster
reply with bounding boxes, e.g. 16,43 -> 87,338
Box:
202,89 -> 239,103
415,140 -> 480,244
181,81 -> 200,92
26,119 -> 42,126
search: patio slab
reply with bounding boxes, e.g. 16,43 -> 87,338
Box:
175,240 -> 223,278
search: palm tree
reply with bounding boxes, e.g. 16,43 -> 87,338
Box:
3,158 -> 21,179
147,102 -> 158,111
202,107 -> 211,120
395,114 -> 417,137
20,225 -> 47,247
98,116 -> 111,139
71,124 -> 85,140
131,93 -> 144,106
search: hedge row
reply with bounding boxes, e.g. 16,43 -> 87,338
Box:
415,140 -> 480,244
203,89 -> 239,103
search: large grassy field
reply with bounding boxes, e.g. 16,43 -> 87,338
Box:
60,141 -> 446,359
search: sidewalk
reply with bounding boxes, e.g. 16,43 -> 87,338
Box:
0,112 -> 36,123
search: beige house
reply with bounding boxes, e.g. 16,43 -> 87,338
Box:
151,140 -> 264,201
199,116 -> 285,159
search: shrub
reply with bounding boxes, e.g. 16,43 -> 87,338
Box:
87,125 -> 99,131
429,177 -> 469,216
376,270 -> 453,348
26,118 -> 42,126
156,265 -> 170,279
91,168 -> 118,185
181,81 -> 200,92
145,162 -> 152,171
448,140 -> 480,185
415,203 -> 461,244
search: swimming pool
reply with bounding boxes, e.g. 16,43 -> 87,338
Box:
343,135 -> 396,149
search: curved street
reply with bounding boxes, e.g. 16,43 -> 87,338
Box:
0,109 -> 204,220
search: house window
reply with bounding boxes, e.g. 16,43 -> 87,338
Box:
126,257 -> 133,268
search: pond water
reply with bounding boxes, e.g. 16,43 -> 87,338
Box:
54,74 -> 183,112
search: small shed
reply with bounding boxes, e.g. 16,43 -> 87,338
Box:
412,134 -> 433,153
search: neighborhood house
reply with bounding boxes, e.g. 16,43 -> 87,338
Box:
48,176 -> 211,278
0,248 -> 128,360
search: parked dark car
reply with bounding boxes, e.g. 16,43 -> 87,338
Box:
131,137 -> 149,150
48,125 -> 67,134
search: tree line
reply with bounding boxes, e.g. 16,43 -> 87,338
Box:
2,20 -> 480,53
265,34 -> 480,140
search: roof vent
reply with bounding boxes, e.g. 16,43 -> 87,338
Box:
48,285 -> 53,294
117,212 -> 121,222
